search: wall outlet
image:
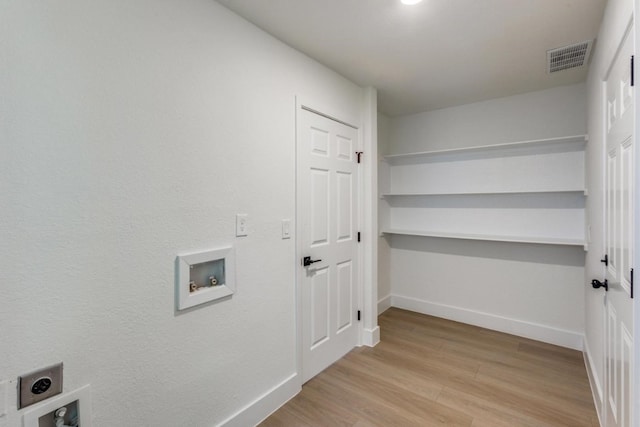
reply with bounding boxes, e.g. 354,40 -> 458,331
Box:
18,363 -> 63,409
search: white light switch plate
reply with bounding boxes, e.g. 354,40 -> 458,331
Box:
236,214 -> 248,237
282,219 -> 291,239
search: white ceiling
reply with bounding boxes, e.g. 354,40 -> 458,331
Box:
216,0 -> 607,116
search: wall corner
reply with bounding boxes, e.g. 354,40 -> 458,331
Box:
361,86 -> 379,342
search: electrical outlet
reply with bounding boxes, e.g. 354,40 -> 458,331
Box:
18,363 -> 63,409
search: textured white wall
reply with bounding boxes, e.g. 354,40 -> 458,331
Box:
390,83 -> 587,153
386,85 -> 588,347
584,0 -> 633,413
0,1 -> 365,426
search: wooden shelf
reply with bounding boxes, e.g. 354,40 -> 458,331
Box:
380,229 -> 586,248
383,134 -> 587,163
381,189 -> 587,197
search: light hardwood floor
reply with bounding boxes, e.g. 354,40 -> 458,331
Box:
260,308 -> 599,427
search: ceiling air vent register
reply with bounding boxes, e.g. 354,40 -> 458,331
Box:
547,40 -> 593,73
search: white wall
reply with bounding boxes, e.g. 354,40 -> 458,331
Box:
0,1 -> 367,426
386,84 -> 588,349
377,113 -> 392,314
584,0 -> 634,417
390,83 -> 587,153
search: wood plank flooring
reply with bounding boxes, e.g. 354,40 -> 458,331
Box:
260,308 -> 599,427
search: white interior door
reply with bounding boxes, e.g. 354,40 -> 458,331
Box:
297,106 -> 360,383
602,22 -> 635,427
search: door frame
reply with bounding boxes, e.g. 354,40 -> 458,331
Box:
293,93 -> 378,385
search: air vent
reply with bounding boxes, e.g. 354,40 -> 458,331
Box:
547,40 -> 593,73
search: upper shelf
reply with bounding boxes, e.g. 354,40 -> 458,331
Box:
382,135 -> 588,163
381,189 -> 588,197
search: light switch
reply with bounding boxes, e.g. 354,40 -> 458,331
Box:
282,219 -> 291,239
236,214 -> 248,237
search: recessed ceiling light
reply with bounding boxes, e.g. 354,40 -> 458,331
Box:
401,0 -> 423,4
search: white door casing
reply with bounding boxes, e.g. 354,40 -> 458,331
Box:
296,105 -> 361,383
602,20 -> 635,427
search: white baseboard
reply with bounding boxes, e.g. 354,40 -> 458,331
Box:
220,373 -> 300,427
362,326 -> 380,347
583,336 -> 603,425
390,294 -> 584,350
378,294 -> 392,315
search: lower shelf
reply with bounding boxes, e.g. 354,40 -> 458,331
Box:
381,229 -> 586,248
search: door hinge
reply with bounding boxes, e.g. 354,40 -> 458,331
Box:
601,254 -> 608,267
357,310 -> 361,321
356,151 -> 363,164
631,268 -> 634,298
632,55 -> 635,87
357,232 -> 361,242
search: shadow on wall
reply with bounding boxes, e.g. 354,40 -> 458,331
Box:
387,234 -> 585,267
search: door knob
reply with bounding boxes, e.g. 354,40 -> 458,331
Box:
591,279 -> 608,291
302,256 -> 322,267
